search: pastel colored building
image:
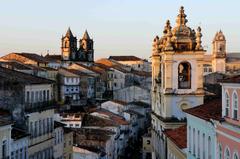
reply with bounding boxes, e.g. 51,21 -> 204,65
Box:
184,99 -> 222,159
216,75 -> 240,159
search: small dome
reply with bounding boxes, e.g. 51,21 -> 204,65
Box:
213,30 -> 226,41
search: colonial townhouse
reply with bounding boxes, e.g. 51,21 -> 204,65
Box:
58,68 -> 81,104
68,63 -> 105,101
0,66 -> 56,159
184,99 -> 222,159
96,58 -> 129,91
90,109 -> 130,158
216,76 -> 240,159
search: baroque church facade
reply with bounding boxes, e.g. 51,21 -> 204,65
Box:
61,28 -> 94,62
151,6 -> 205,159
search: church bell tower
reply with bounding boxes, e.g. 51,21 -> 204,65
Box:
61,27 -> 78,61
212,30 -> 226,73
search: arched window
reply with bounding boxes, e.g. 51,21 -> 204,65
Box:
225,92 -> 230,117
234,153 -> 239,159
178,62 -> 191,89
225,147 -> 230,159
232,92 -> 238,120
219,144 -> 223,159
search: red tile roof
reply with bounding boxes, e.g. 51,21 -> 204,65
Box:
94,109 -> 129,125
184,99 -> 222,121
165,125 -> 187,149
109,56 -> 142,61
16,53 -> 49,63
0,66 -> 54,85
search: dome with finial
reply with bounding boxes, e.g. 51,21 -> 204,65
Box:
152,6 -> 203,53
213,30 -> 226,41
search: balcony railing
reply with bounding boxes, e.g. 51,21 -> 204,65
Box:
25,100 -> 56,112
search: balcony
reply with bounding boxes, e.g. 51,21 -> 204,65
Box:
25,100 -> 56,112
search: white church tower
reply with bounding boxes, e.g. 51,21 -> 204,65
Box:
212,30 -> 226,73
151,6 -> 205,159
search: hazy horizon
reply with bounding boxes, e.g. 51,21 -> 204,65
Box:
0,0 -> 240,60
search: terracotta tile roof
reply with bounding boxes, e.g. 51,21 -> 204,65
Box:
96,59 -> 129,73
66,68 -> 94,77
165,125 -> 187,149
220,75 -> 240,84
15,52 -> 49,63
0,61 -> 32,70
93,109 -> 129,125
109,56 -> 142,61
82,114 -> 117,127
0,66 -> 54,85
184,99 -> 222,121
74,63 -> 102,74
110,100 -> 128,105
45,54 -> 62,62
72,128 -> 115,142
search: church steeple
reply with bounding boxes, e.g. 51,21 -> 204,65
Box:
82,30 -> 90,40
79,30 -> 94,62
61,27 -> 77,61
65,27 -> 74,38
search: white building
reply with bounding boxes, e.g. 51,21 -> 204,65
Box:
11,128 -> 29,159
113,85 -> 151,104
0,120 -> 12,159
53,121 -> 65,159
101,100 -> 128,116
58,68 -> 81,103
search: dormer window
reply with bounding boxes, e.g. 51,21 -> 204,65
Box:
178,62 -> 191,89
232,92 -> 238,120
225,92 -> 230,117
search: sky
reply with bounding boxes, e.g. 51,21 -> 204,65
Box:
0,0 -> 240,60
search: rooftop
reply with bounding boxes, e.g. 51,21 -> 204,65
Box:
184,99 -> 222,121
0,66 -> 54,85
54,121 -> 66,129
165,125 -> 187,149
128,101 -> 150,108
14,52 -> 49,63
0,119 -> 12,127
109,56 -> 142,61
109,100 -> 128,105
81,114 -> 117,127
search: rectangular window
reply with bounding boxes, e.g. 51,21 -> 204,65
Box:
39,120 -> 42,136
35,121 -> 38,137
26,91 -> 30,103
2,140 -> 7,158
47,90 -> 50,101
43,90 -> 46,101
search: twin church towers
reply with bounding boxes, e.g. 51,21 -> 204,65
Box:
61,28 -> 94,62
